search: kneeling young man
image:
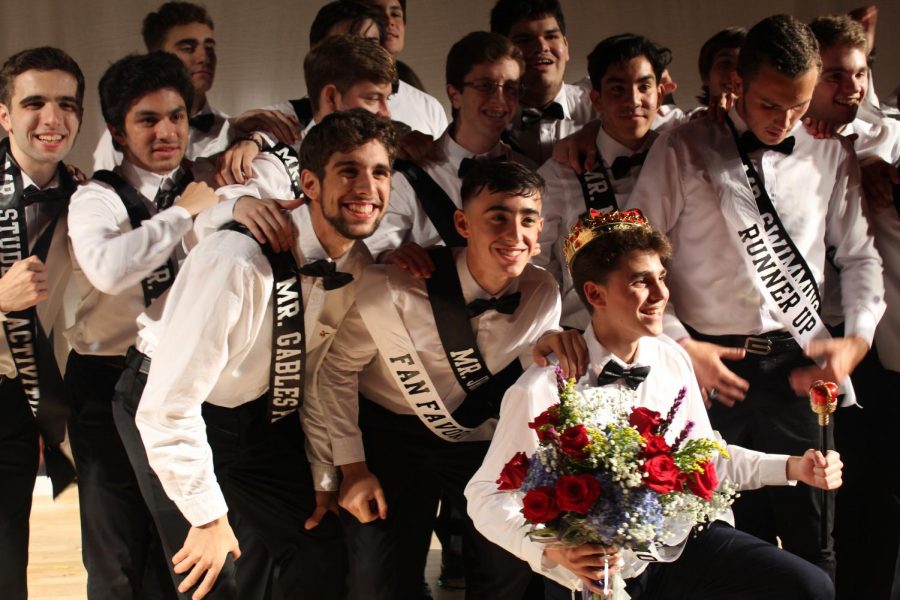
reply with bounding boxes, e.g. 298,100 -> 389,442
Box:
466,210 -> 842,600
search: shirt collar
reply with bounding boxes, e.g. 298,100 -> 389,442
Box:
454,247 -> 519,303
19,168 -> 59,191
293,203 -> 351,268
440,129 -> 507,174
595,127 -> 656,166
117,160 -> 177,201
583,326 -> 645,380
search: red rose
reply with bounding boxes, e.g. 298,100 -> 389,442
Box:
560,425 -> 591,459
496,452 -> 530,491
629,407 -> 662,437
528,405 -> 560,436
522,486 -> 561,524
555,474 -> 602,514
643,454 -> 680,494
641,434 -> 671,458
686,460 -> 718,500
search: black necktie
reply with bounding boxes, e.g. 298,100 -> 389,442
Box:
296,259 -> 354,290
458,155 -> 508,178
739,130 -> 795,155
154,167 -> 193,211
22,185 -> 69,206
521,102 -> 565,127
189,113 -> 216,133
466,291 -> 521,318
597,360 -> 651,390
610,152 -> 648,179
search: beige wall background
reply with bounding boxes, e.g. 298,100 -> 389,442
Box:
1,0 -> 896,170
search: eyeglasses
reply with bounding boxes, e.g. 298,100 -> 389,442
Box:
461,79 -> 523,98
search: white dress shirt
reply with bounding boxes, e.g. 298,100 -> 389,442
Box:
92,101 -> 231,172
389,80 -> 448,138
318,248 -> 561,468
651,103 -> 688,133
536,127 -> 657,329
135,204 -> 371,525
465,328 -> 793,589
505,83 -> 596,165
626,107 -> 885,344
364,131 -> 532,256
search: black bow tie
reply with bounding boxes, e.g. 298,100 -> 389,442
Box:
296,259 -> 354,290
739,130 -> 795,156
466,291 -> 521,318
189,113 -> 216,133
154,167 -> 193,211
610,152 -> 648,179
458,155 -> 508,178
22,185 -> 69,206
521,101 -> 565,127
597,360 -> 651,390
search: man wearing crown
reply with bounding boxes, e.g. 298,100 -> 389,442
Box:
466,209 -> 843,599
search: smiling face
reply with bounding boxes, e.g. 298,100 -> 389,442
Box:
807,44 -> 867,126
454,187 -> 543,295
507,15 -> 569,104
112,87 -> 188,174
448,58 -> 521,147
0,69 -> 81,182
591,55 -> 661,151
736,64 -> 818,145
161,22 -> 216,97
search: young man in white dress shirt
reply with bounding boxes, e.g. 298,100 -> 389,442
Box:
625,14 -> 885,579
115,110 -> 398,600
319,160 -> 565,598
466,210 -> 841,599
489,0 -> 595,165
0,46 -> 84,600
535,33 -> 668,330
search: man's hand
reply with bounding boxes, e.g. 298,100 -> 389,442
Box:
532,329 -> 588,380
233,197 -> 302,253
216,137 -> 265,186
860,158 -> 900,211
228,109 -> 299,145
704,91 -> 738,123
396,130 -> 435,163
172,516 -> 241,600
551,120 -> 601,174
802,117 -> 842,139
789,336 -> 869,396
339,462 -> 387,524
787,449 -> 843,490
544,544 -> 621,596
174,181 -> 219,217
680,338 -> 749,407
380,243 -> 436,278
305,490 -> 339,530
0,256 -> 48,312
64,162 -> 87,184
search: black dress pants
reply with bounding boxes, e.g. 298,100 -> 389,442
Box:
112,357 -> 345,600
0,377 -> 39,600
65,350 -> 175,600
343,399 -> 534,600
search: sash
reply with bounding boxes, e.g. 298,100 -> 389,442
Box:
707,118 -> 854,405
289,97 -> 314,129
393,159 -> 466,247
263,143 -> 303,199
92,166 -> 193,306
575,147 -> 618,214
222,223 -> 305,423
0,138 -> 76,495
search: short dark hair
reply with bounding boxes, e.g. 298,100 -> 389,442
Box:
310,1 -> 387,46
737,14 -> 821,85
696,26 -> 746,104
300,108 -> 398,179
489,0 -> 566,37
587,34 -> 671,91
0,47 -> 85,108
304,35 -> 396,115
460,160 -> 544,207
360,0 -> 407,24
446,31 -> 524,90
571,225 -> 672,311
809,15 -> 868,54
142,2 -> 214,52
99,52 -> 194,146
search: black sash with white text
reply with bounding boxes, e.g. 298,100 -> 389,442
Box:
394,160 -> 466,247
92,168 -> 192,306
576,148 -> 618,214
264,144 -> 303,199
425,247 -> 523,427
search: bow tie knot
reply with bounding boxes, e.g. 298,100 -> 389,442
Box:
610,152 -> 648,179
189,113 -> 216,133
739,130 -> 795,155
466,291 -> 521,318
296,259 -> 353,290
521,101 -> 565,127
597,360 -> 650,390
22,185 -> 69,206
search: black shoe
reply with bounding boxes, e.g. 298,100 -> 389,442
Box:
421,580 -> 434,599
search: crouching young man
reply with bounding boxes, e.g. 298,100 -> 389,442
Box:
466,210 -> 841,599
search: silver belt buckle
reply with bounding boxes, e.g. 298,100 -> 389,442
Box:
744,336 -> 773,356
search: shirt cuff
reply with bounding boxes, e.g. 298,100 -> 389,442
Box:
175,487 -> 229,527
758,453 -> 794,487
311,461 -> 339,492
159,204 -> 193,227
843,308 -> 879,347
332,436 -> 366,467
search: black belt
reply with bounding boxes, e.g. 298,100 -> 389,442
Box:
125,346 -> 152,375
688,328 -> 800,357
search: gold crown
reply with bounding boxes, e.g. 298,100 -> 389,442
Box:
562,209 -> 651,269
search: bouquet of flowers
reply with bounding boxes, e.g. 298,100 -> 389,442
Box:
496,368 -> 737,598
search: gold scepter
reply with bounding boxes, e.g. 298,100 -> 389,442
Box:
808,380 -> 838,545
